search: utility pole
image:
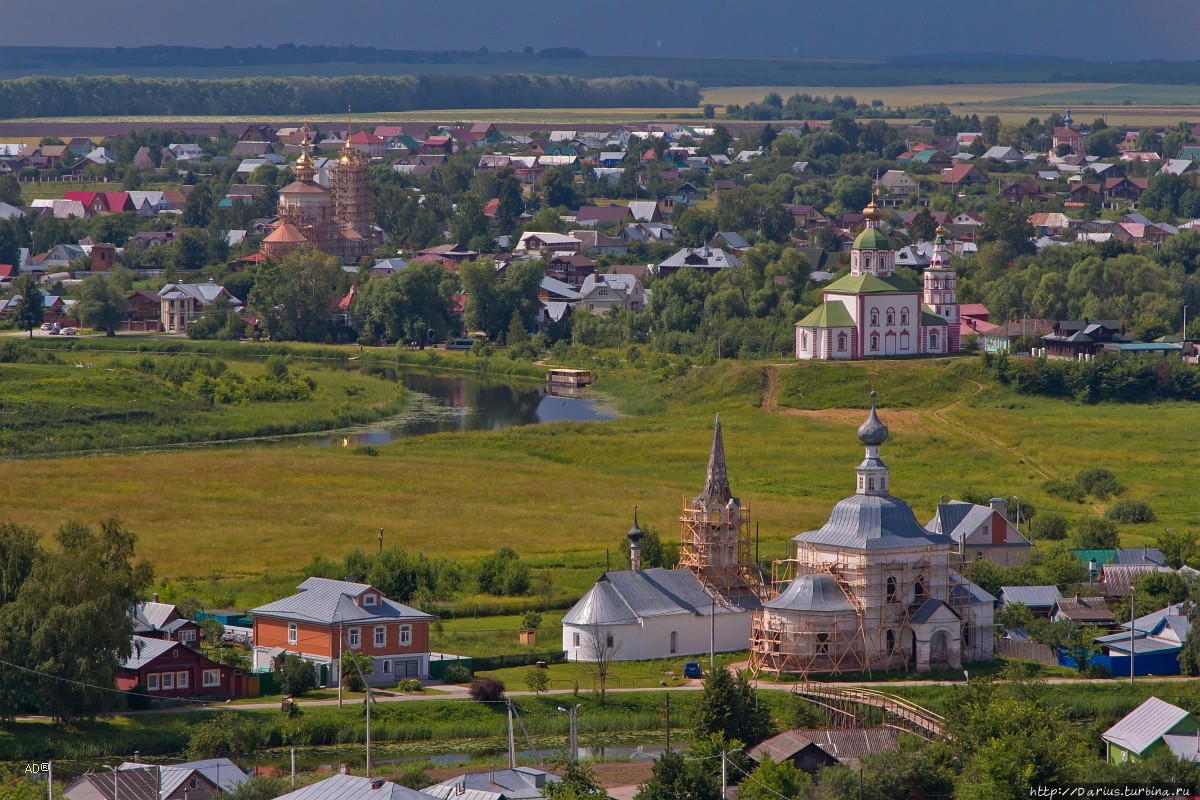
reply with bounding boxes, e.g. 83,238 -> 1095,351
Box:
710,594 -> 716,673
507,699 -> 517,769
720,749 -> 727,800
1130,594 -> 1136,687
343,630 -> 373,777
291,748 -> 297,789
569,704 -> 579,762
47,761 -> 52,800
378,527 -> 384,553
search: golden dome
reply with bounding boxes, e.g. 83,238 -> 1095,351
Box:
935,224 -> 948,236
862,200 -> 883,221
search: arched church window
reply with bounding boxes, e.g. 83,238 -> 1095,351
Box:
914,576 -> 927,603
931,331 -> 939,350
870,309 -> 879,326
886,308 -> 895,326
801,331 -> 808,350
886,576 -> 898,603
886,629 -> 896,652
868,476 -> 875,491
963,624 -> 971,647
900,308 -> 909,326
816,632 -> 830,656
870,333 -> 879,351
837,333 -> 847,352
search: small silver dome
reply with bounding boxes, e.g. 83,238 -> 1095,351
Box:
857,391 -> 889,446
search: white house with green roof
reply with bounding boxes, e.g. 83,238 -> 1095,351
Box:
796,202 -> 954,360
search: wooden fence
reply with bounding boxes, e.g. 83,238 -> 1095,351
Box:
995,638 -> 1059,667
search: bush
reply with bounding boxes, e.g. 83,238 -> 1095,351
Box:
1075,516 -> 1120,550
524,667 -> 549,695
1042,478 -> 1085,503
277,654 -> 318,698
399,678 -> 423,692
187,712 -> 262,758
442,663 -> 472,684
1076,467 -> 1124,499
468,676 -> 506,702
1105,499 -> 1157,524
1031,512 -> 1069,541
521,611 -> 542,631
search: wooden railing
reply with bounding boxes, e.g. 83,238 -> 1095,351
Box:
792,682 -> 947,741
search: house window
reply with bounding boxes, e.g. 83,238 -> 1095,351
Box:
870,309 -> 879,326
837,333 -> 847,352
374,626 -> 386,647
363,594 -> 377,607
189,778 -> 198,790
400,625 -> 412,646
382,660 -> 392,675
288,623 -> 297,644
816,633 -> 830,656
868,476 -> 875,491
348,628 -> 361,649
886,308 -> 895,326
147,674 -> 159,691
178,629 -> 196,643
670,631 -> 678,654
870,334 -> 879,351
162,673 -> 174,690
886,577 -> 898,603
900,308 -> 909,326
573,632 -> 580,647
606,634 -> 615,649
177,672 -> 188,689
203,670 -> 221,687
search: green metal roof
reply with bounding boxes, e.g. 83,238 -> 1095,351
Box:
825,272 -> 918,295
921,305 -> 948,325
796,300 -> 855,328
853,226 -> 891,251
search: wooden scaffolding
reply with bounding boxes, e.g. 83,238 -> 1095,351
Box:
678,495 -> 758,602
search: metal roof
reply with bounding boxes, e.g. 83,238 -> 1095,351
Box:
1159,734 -> 1200,762
562,568 -> 755,627
796,493 -> 954,552
1103,697 -> 1195,755
276,774 -> 432,800
911,598 -> 960,625
67,768 -> 159,800
250,577 -> 436,626
118,759 -> 249,797
765,573 -> 856,614
122,635 -> 180,670
749,728 -> 898,769
131,601 -> 180,633
422,768 -> 558,800
999,586 -> 1062,609
1094,630 -> 1181,656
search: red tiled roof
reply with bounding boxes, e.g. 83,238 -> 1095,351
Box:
262,222 -> 307,244
349,131 -> 384,144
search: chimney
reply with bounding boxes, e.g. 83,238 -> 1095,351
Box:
152,593 -> 159,603
989,497 -> 1007,519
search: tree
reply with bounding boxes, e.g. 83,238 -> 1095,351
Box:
544,760 -> 605,800
0,175 -> 20,206
737,756 -> 810,800
981,115 -> 1001,147
541,167 -> 578,209
1075,515 -> 1119,549
353,262 -> 455,346
249,248 -> 341,342
524,667 -> 549,695
477,546 -> 530,596
977,201 -> 1036,260
692,667 -> 772,747
199,617 -> 224,646
1085,128 -> 1122,159
276,653 -> 317,698
468,676 -> 506,702
0,219 -> 19,270
0,517 -> 153,722
617,528 -> 678,570
72,275 -> 129,336
909,208 -> 938,242
340,649 -> 374,692
634,749 -> 719,800
10,276 -> 43,338
1158,528 -> 1198,570
583,627 -> 620,704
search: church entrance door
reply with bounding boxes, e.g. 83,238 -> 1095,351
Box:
930,630 -> 950,666
884,333 -> 897,355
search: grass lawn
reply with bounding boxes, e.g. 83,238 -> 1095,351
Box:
475,651 -> 750,693
0,350 -> 1194,604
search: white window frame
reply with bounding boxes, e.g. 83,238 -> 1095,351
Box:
162,673 -> 174,690
363,594 -> 377,607
374,626 -> 386,647
287,623 -> 298,644
203,669 -> 221,687
147,673 -> 159,691
176,671 -> 188,689
400,625 -> 412,646
348,627 -> 361,649
178,629 -> 196,643
382,660 -> 391,675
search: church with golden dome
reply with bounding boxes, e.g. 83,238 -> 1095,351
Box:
795,201 -> 957,360
260,123 -> 374,262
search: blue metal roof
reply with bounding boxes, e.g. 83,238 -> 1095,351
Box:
796,494 -> 954,551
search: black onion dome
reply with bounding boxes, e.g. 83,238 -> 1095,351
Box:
857,391 -> 889,447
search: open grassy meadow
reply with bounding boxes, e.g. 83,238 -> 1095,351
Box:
0,351 -> 1193,609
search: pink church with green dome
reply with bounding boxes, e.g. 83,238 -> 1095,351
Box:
795,202 -> 958,360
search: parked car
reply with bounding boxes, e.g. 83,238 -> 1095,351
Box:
444,337 -> 477,351
683,661 -> 702,678
39,322 -> 52,331
60,327 -> 77,336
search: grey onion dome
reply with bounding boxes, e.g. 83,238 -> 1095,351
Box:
627,506 -> 645,542
857,391 -> 889,446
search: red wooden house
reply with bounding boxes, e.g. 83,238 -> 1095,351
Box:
117,636 -> 255,699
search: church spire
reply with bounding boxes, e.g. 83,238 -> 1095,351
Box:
700,414 -> 733,506
855,391 -> 891,496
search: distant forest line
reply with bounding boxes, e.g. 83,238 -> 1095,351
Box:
0,74 -> 701,119
2,46 -> 1200,88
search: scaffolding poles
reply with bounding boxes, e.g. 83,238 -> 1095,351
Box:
678,497 -> 758,601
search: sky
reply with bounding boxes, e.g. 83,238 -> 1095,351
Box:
1,0 -> 1198,61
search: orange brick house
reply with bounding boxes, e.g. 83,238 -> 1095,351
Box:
250,577 -> 436,686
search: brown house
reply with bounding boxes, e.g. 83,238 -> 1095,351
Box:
250,577 -> 436,686
130,599 -> 200,644
116,635 -> 255,699
940,164 -> 988,186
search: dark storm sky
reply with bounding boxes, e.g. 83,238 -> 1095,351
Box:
1,0 -> 1196,60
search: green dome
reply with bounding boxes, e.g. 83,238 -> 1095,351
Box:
853,226 -> 891,251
